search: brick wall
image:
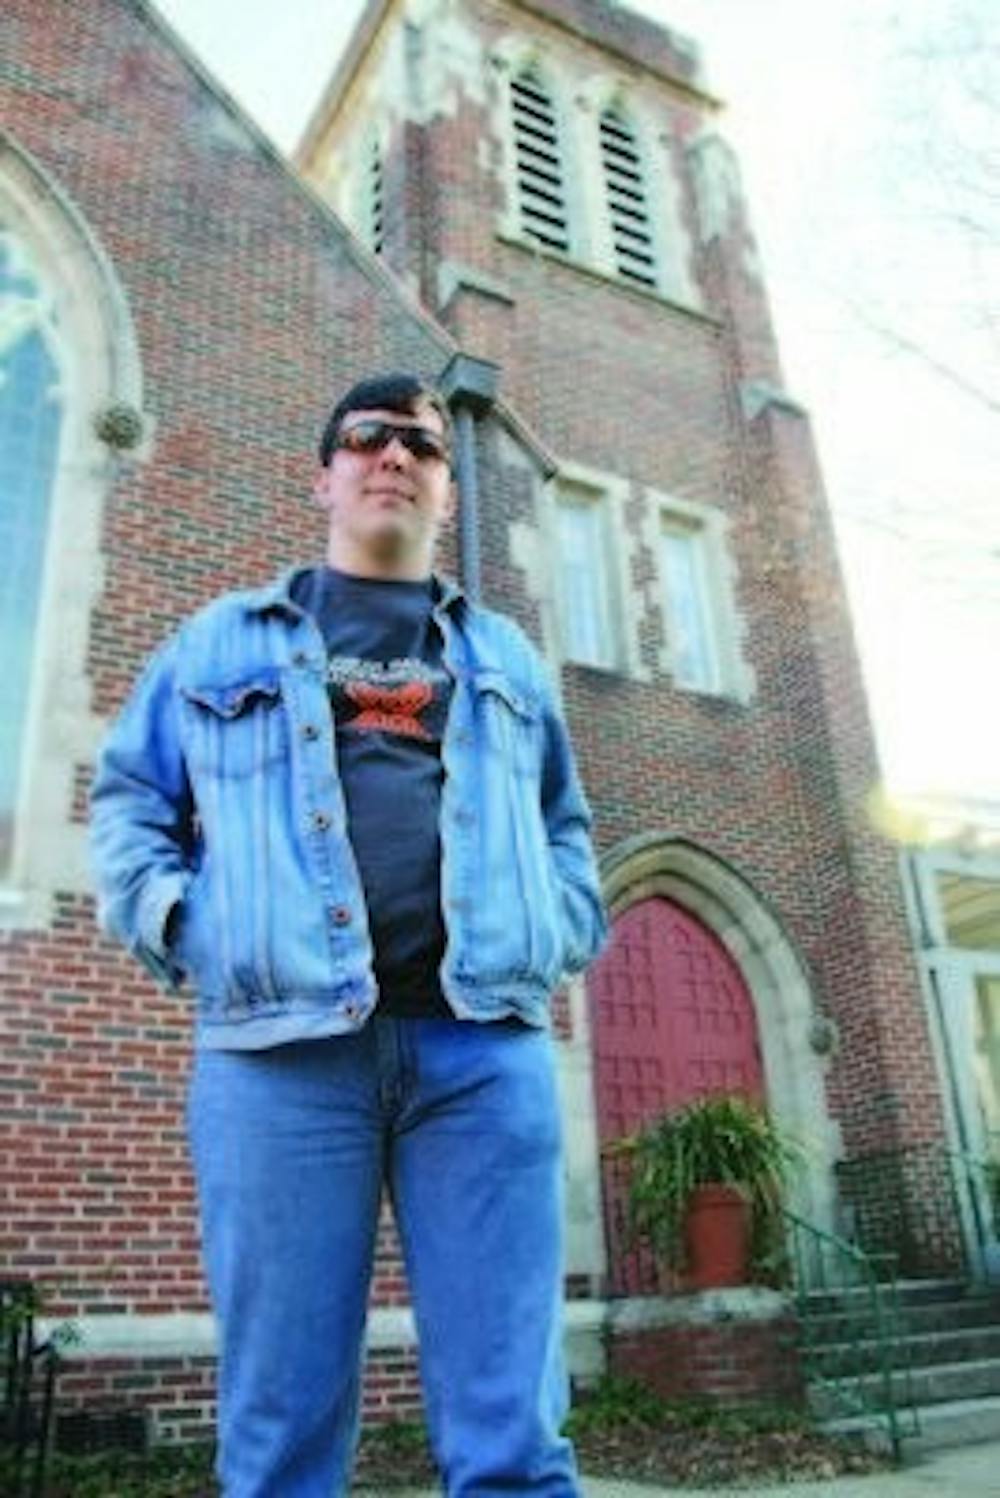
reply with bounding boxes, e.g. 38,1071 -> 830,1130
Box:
1,0 -> 964,1445
54,1344 -> 426,1447
0,0 -> 459,1426
1,896 -> 202,1316
609,1316 -> 804,1409
343,0 -> 952,1181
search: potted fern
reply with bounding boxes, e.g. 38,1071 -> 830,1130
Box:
609,1094 -> 802,1289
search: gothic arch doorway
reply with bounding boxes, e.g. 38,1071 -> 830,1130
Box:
589,834 -> 840,1290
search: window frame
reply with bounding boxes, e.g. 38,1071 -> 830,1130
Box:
596,101 -> 660,292
555,488 -> 615,670
648,489 -> 753,703
363,130 -> 385,255
548,462 -> 635,676
0,136 -> 145,924
506,63 -> 576,257
0,229 -> 68,881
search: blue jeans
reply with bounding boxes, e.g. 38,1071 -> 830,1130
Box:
187,1017 -> 580,1497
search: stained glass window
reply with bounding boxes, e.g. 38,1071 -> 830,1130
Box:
0,230 -> 63,873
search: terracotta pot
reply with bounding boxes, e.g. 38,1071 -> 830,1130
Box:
684,1183 -> 751,1289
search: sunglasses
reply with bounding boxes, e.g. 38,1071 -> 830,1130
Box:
333,419 -> 450,464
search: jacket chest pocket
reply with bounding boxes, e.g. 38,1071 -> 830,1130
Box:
471,671 -> 542,779
180,673 -> 289,779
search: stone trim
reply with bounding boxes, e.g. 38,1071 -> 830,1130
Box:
46,1295 -> 607,1363
0,134 -> 145,927
606,1287 -> 792,1331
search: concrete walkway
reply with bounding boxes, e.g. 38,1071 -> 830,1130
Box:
355,1437 -> 1000,1494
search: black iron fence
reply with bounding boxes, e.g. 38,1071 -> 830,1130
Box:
1,1280 -> 60,1498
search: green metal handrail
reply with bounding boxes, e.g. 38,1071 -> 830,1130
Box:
939,1142 -> 1000,1274
782,1209 -> 920,1461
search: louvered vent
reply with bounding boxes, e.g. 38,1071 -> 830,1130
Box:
367,137 -> 384,255
510,72 -> 570,252
600,108 -> 657,287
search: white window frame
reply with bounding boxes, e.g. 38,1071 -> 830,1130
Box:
489,41 -> 588,263
507,66 -> 573,256
359,127 -> 385,255
659,518 -> 723,692
328,118 -> 389,256
489,48 -> 703,310
549,462 -> 635,675
573,77 -> 701,310
645,488 -> 753,702
596,101 -> 659,291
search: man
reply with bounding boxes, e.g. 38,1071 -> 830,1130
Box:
90,371 -> 608,1497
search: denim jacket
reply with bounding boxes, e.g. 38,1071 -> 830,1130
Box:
89,568 -> 609,1048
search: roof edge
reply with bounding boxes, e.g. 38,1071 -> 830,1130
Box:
510,0 -> 723,108
126,0 -> 453,358
119,3 -> 572,503
293,0 -> 722,167
295,0 -> 396,169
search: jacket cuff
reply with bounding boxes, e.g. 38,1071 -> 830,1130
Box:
560,883 -> 610,975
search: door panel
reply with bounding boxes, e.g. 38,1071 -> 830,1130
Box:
586,896 -> 763,1290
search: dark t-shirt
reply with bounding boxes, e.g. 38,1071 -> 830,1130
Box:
291,565 -> 454,1018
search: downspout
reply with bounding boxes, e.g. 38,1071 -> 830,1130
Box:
439,354 -> 500,605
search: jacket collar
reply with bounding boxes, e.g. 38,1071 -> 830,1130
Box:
241,564 -> 467,619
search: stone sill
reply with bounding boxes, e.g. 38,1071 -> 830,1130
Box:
496,229 -> 721,327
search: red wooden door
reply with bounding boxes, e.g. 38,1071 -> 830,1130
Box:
586,895 -> 764,1290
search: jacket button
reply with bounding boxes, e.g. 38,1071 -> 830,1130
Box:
301,723 -> 320,741
312,810 -> 331,831
292,650 -> 309,668
330,905 -> 352,926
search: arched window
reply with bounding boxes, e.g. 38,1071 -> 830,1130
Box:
509,68 -> 571,253
0,135 -> 142,913
599,105 -> 657,288
0,230 -> 64,875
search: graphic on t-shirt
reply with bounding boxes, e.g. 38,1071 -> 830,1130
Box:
327,656 -> 450,743
346,681 -> 434,739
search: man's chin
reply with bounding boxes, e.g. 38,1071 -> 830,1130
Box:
364,521 -> 417,561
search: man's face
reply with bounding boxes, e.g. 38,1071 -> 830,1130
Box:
313,401 -> 456,577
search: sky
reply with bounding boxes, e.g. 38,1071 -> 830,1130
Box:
154,0 -> 1000,813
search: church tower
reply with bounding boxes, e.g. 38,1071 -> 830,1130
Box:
299,0 -> 959,1334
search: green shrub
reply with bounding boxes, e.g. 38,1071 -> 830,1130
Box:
565,1374 -> 668,1434
608,1093 -> 804,1275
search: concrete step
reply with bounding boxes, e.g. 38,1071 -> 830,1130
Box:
810,1355 -> 1000,1419
809,1324 -> 1000,1375
824,1394 -> 1000,1456
802,1276 -> 999,1348
805,1292 -> 1000,1342
801,1278 -> 982,1318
